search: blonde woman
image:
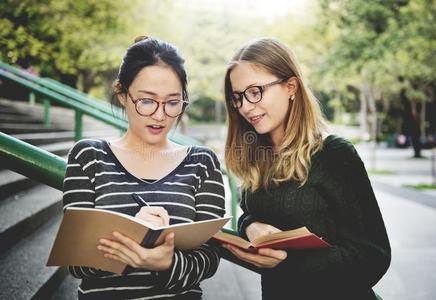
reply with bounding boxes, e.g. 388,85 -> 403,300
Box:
222,38 -> 391,300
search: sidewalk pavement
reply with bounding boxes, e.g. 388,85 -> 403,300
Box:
357,144 -> 436,300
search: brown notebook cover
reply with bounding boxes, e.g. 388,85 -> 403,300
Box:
47,207 -> 230,273
213,226 -> 331,252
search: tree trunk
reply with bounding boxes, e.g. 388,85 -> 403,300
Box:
400,87 -> 422,158
82,70 -> 96,94
363,81 -> 378,170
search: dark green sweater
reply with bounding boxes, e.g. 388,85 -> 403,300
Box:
238,135 -> 391,300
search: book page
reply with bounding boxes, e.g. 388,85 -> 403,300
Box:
213,231 -> 252,249
154,217 -> 231,250
252,226 -> 310,246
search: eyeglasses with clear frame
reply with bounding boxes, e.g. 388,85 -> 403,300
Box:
127,92 -> 188,118
231,77 -> 289,109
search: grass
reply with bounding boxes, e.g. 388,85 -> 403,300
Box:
403,184 -> 436,190
367,170 -> 396,175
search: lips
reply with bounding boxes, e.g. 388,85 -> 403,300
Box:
248,113 -> 265,124
147,124 -> 165,129
146,124 -> 165,135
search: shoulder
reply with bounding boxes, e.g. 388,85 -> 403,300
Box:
189,145 -> 221,169
67,138 -> 108,162
316,134 -> 364,172
190,146 -> 219,160
321,135 -> 359,158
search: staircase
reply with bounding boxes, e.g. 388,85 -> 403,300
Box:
0,98 -> 118,299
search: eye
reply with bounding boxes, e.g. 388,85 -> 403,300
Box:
167,100 -> 181,107
138,98 -> 155,105
246,87 -> 261,98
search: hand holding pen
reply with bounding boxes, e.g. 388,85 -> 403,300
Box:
132,193 -> 170,227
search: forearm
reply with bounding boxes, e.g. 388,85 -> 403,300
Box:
155,242 -> 220,291
69,266 -> 113,279
237,213 -> 256,239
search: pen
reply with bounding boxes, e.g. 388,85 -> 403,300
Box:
132,193 -> 150,207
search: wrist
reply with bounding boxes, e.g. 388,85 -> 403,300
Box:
246,222 -> 260,239
160,254 -> 174,271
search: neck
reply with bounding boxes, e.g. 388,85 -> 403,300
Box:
269,126 -> 285,151
118,130 -> 171,154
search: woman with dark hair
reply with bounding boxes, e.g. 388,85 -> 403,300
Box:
63,36 -> 225,299
222,38 -> 391,300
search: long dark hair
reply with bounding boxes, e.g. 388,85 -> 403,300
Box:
112,36 -> 189,122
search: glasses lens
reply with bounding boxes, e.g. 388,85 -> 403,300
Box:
136,99 -> 158,116
231,93 -> 242,108
165,100 -> 185,117
245,87 -> 262,103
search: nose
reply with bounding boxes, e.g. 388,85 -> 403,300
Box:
151,103 -> 166,121
239,97 -> 256,114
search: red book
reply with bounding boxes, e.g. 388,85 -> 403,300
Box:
213,226 -> 331,252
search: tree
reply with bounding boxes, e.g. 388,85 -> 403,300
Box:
0,0 -> 135,95
313,0 -> 435,157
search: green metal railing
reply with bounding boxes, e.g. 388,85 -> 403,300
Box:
0,61 -> 238,229
0,132 -> 66,189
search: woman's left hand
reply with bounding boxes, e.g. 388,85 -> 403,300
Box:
98,231 -> 175,271
223,244 -> 287,268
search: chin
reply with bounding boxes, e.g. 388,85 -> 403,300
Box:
144,136 -> 167,146
251,124 -> 271,135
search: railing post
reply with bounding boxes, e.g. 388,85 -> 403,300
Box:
28,92 -> 36,105
75,110 -> 83,141
228,175 -> 239,231
43,98 -> 51,128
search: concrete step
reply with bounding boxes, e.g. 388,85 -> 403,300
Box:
0,106 -> 27,115
0,170 -> 38,201
0,185 -> 62,254
50,274 -> 79,300
0,214 -> 68,299
38,141 -> 75,156
0,123 -> 67,134
11,130 -> 118,146
0,112 -> 43,124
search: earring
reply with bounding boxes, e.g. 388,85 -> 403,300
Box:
289,94 -> 295,101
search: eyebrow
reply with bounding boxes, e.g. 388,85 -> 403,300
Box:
137,90 -> 182,97
232,82 -> 262,93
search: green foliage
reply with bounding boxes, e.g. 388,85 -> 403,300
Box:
0,0 -> 134,93
186,96 -> 217,123
297,0 -> 436,135
2,0 -> 434,132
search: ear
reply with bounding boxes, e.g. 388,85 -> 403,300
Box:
286,77 -> 299,98
117,93 -> 127,108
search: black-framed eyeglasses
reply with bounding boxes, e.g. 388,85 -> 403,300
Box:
128,92 -> 188,118
231,77 -> 289,109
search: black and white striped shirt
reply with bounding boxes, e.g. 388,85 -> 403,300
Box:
62,139 -> 226,299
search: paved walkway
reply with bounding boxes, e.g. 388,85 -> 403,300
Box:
358,145 -> 436,300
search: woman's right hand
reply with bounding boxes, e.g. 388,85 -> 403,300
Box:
246,221 -> 282,242
135,206 -> 170,228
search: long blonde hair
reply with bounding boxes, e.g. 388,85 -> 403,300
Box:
224,38 -> 328,191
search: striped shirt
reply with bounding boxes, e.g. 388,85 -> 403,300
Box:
62,139 -> 226,299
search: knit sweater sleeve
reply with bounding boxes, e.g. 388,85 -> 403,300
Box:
274,138 -> 391,291
237,190 -> 257,239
